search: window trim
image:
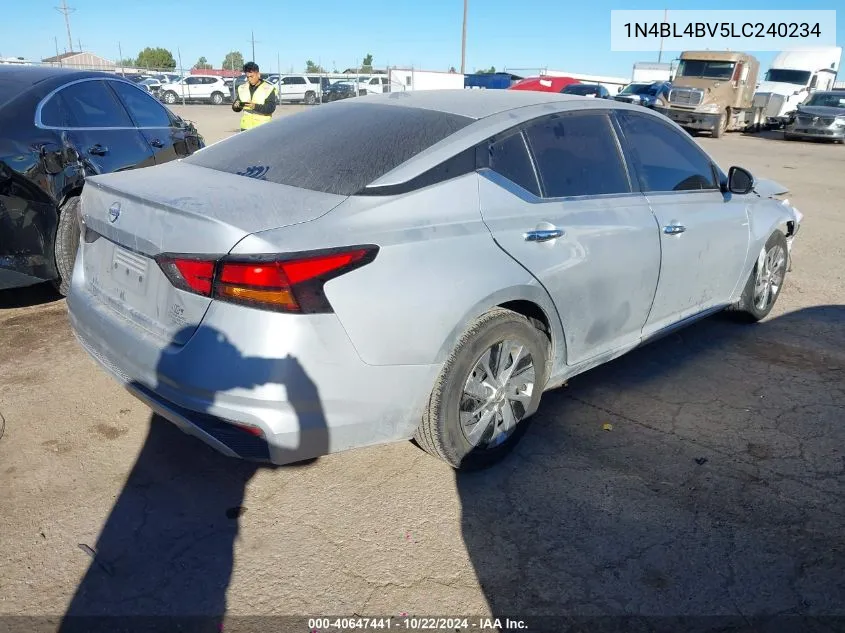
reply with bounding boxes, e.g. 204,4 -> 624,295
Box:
35,76 -> 176,131
520,110 -> 636,202
611,109 -> 722,195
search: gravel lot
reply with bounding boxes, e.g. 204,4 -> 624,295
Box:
1,103 -> 844,630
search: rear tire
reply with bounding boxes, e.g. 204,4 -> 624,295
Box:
210,92 -> 224,105
53,196 -> 81,297
414,308 -> 550,471
304,91 -> 316,105
728,231 -> 789,322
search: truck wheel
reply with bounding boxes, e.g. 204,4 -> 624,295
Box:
712,111 -> 728,138
304,91 -> 316,105
53,196 -> 81,297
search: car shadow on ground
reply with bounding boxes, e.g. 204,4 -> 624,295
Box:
458,306 -> 845,632
57,324 -> 329,633
0,282 -> 63,309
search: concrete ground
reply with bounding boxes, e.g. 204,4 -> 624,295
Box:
1,104 -> 844,631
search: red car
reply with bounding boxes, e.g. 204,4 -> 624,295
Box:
508,75 -> 580,93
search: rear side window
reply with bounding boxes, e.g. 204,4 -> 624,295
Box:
42,80 -> 133,128
523,112 -> 630,197
185,102 -> 473,195
486,131 -> 540,196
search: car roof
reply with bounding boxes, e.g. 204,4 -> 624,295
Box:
353,88 -> 603,120
0,65 -> 105,88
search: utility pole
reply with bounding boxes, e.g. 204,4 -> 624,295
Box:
460,0 -> 468,74
658,8 -> 667,63
55,0 -> 75,54
250,30 -> 257,61
54,36 -> 62,67
118,41 -> 124,75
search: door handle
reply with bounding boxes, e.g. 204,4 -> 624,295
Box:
524,228 -> 564,242
88,144 -> 109,156
150,139 -> 164,148
663,224 -> 686,235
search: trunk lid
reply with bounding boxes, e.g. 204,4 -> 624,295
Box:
77,161 -> 347,345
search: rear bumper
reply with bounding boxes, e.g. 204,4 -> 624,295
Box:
67,262 -> 440,466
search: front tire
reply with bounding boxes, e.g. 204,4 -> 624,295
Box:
53,196 -> 81,297
163,91 -> 178,105
414,308 -> 550,471
729,231 -> 789,322
712,110 -> 728,138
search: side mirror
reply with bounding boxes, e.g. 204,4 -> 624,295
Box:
727,166 -> 754,194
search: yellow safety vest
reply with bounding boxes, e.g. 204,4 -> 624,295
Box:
237,80 -> 276,130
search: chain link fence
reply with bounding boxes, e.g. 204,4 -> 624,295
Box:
5,53 -> 468,107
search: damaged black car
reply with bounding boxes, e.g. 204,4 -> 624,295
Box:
0,66 -> 204,294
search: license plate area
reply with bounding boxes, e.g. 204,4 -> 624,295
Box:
110,244 -> 150,298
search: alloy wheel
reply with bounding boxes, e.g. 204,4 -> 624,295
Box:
753,243 -> 786,311
459,339 -> 536,449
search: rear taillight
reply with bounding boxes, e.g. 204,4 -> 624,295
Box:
155,245 -> 378,314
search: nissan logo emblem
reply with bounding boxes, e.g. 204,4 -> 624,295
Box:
108,202 -> 121,223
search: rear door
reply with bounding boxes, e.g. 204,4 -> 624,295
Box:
106,78 -> 185,164
614,110 -> 751,335
37,78 -> 155,175
477,110 -> 662,366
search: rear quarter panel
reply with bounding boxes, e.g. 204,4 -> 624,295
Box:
230,173 -> 567,370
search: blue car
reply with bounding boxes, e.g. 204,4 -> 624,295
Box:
614,81 -> 671,109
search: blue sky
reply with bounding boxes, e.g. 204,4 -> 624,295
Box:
2,0 -> 841,78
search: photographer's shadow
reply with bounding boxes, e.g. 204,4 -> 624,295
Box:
59,324 -> 329,632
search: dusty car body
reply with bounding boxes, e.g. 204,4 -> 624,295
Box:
0,66 -> 204,293
66,90 -> 802,470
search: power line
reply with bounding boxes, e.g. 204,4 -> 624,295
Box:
54,0 -> 76,54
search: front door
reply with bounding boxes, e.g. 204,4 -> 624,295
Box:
478,111 -> 662,366
39,79 -> 155,175
614,110 -> 751,336
107,78 -> 200,164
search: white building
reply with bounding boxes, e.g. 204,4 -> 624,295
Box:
631,62 -> 676,82
42,51 -> 116,71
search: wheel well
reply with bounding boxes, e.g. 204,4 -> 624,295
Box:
498,300 -> 551,339
59,187 -> 82,210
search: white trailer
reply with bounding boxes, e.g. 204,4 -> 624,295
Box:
631,62 -> 675,83
387,68 -> 465,91
753,47 -> 843,128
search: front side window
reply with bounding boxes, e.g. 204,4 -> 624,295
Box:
522,112 -> 630,198
108,80 -> 172,128
616,111 -> 719,192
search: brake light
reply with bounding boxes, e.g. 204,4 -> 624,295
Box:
156,246 -> 378,313
157,257 -> 216,295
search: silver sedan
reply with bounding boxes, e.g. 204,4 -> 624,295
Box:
67,90 -> 803,470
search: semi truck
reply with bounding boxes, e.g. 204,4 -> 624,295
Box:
752,47 -> 843,129
655,50 -> 762,138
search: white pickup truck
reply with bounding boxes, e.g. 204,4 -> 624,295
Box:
753,47 -> 842,129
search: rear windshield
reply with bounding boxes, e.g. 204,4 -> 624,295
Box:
185,101 -> 474,195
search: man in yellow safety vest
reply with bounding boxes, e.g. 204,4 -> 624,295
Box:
232,61 -> 277,131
